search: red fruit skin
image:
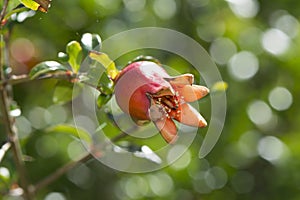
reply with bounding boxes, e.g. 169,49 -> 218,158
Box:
114,61 -> 171,120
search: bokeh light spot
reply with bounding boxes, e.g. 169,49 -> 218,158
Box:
124,176 -> 149,199
238,131 -> 261,158
205,167 -> 228,190
272,11 -> 299,38
170,149 -> 191,170
123,0 -> 146,12
261,28 -> 290,55
45,192 -> 66,200
209,37 -> 237,65
0,167 -> 10,180
47,104 -> 68,125
153,0 -> 177,20
197,21 -> 226,42
147,172 -> 174,196
268,87 -> 293,111
247,100 -> 272,126
15,116 -> 32,139
67,141 -> 87,161
35,135 -> 58,158
226,0 -> 259,18
228,51 -> 259,80
10,38 -> 35,63
28,107 -> 51,129
276,15 -> 299,38
193,171 -> 212,194
67,164 -> 93,189
257,136 -> 284,162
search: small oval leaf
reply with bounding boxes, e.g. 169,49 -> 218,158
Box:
89,51 -> 119,80
20,0 -> 51,12
58,52 -> 69,62
20,0 -> 40,11
66,41 -> 83,73
29,61 -> 68,79
81,33 -> 102,52
97,94 -> 112,108
99,73 -> 114,95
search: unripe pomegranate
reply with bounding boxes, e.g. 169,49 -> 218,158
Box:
114,61 -> 209,143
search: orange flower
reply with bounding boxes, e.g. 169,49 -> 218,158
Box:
114,61 -> 209,143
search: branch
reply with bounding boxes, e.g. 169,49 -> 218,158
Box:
0,17 -> 32,199
31,127 -> 132,193
0,73 -> 78,86
0,70 -> 31,200
0,0 -> 9,23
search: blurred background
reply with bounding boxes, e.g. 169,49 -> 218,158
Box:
1,0 -> 300,199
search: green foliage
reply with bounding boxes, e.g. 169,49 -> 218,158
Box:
97,93 -> 111,108
1,0 -> 300,200
66,41 -> 83,73
89,51 -> 119,80
19,0 -> 51,12
80,33 -> 102,52
20,0 -> 41,11
29,61 -> 68,79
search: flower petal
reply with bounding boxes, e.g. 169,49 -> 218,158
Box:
153,117 -> 178,143
175,85 -> 209,102
151,87 -> 175,98
173,103 -> 207,127
165,74 -> 194,85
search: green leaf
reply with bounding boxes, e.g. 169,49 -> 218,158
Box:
20,0 -> 50,12
97,94 -> 112,108
58,52 -> 69,62
29,61 -> 68,79
89,51 -> 119,80
47,124 -> 92,144
211,81 -> 228,92
99,73 -> 114,95
81,33 -> 102,52
53,81 -> 82,104
66,41 -> 83,73
20,0 -> 40,10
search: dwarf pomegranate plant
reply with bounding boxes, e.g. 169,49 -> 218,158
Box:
0,1 -> 212,199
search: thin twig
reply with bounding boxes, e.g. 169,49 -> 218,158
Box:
0,73 -> 79,86
31,152 -> 94,193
